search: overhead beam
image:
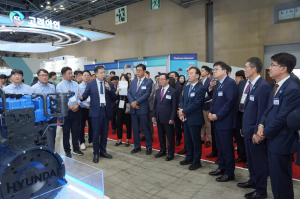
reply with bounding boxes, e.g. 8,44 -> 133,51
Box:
26,0 -> 40,11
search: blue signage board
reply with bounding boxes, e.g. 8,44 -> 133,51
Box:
170,53 -> 197,79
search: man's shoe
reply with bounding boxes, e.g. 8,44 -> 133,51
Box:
176,140 -> 181,146
215,159 -> 218,164
237,182 -> 256,189
140,136 -> 145,141
180,159 -> 193,165
80,143 -> 86,150
88,143 -> 93,147
178,149 -> 187,154
235,157 -> 247,163
216,175 -> 235,182
100,152 -> 113,159
205,141 -> 211,147
165,154 -> 174,161
112,129 -> 116,134
201,140 -> 204,144
209,169 -> 225,176
206,152 -> 217,158
146,148 -> 152,155
72,150 -> 84,156
65,152 -> 72,158
131,147 -> 141,154
245,191 -> 267,199
155,151 -> 166,158
93,154 -> 99,163
243,162 -> 249,168
188,163 -> 202,170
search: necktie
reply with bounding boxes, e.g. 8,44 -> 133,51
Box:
239,81 -> 252,111
100,81 -> 104,107
188,84 -> 193,96
136,79 -> 141,92
217,82 -> 221,91
273,84 -> 279,98
160,88 -> 164,101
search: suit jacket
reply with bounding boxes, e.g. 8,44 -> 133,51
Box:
287,108 -> 300,166
290,72 -> 300,87
260,77 -> 300,154
180,82 -> 205,126
208,76 -> 238,130
127,78 -> 152,115
202,77 -> 211,110
81,80 -> 117,118
148,82 -> 156,112
175,81 -> 182,102
153,87 -> 178,124
109,82 -> 117,109
241,78 -> 271,139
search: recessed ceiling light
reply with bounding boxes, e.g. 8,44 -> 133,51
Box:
54,8 -> 56,10
60,5 -> 63,7
47,1 -> 50,4
41,5 -> 43,7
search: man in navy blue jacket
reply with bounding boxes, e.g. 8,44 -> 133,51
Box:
236,58 -> 271,199
152,73 -> 178,161
287,109 -> 300,167
178,67 -> 205,170
78,65 -> 117,163
208,61 -> 238,182
127,64 -> 153,155
255,53 -> 300,199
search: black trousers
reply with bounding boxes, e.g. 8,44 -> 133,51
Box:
236,111 -> 247,159
116,109 -> 132,139
47,117 -> 57,150
157,119 -> 175,155
174,116 -> 183,141
79,108 -> 92,144
111,105 -> 117,130
62,110 -> 80,153
211,121 -> 218,154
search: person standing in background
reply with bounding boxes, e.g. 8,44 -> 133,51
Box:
48,72 -> 57,88
111,76 -> 119,134
0,74 -> 9,89
110,71 -> 116,78
235,70 -> 246,85
121,64 -> 137,83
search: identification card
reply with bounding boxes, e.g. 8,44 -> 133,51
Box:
141,86 -> 146,90
250,95 -> 254,101
273,98 -> 279,105
190,92 -> 195,97
100,94 -> 105,103
87,96 -> 91,102
119,100 -> 125,108
218,91 -> 223,96
166,95 -> 171,99
70,96 -> 76,102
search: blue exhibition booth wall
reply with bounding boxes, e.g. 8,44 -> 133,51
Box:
170,54 -> 198,79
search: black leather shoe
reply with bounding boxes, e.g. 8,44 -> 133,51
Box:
165,154 -> 174,161
243,162 -> 248,168
175,140 -> 181,146
131,147 -> 141,154
188,163 -> 202,170
100,152 -> 113,159
216,175 -> 235,182
140,136 -> 145,141
178,149 -> 187,154
205,141 -> 211,147
235,157 -> 247,163
146,148 -> 152,155
93,154 -> 99,163
237,182 -> 256,189
215,159 -> 218,164
180,159 -> 193,165
206,152 -> 217,158
245,191 -> 267,199
155,151 -> 166,158
201,140 -> 204,144
209,169 -> 225,176
112,129 -> 116,134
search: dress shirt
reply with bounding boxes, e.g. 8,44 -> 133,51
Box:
3,83 -> 31,95
30,81 -> 55,95
202,77 -> 207,85
240,75 -> 260,104
79,82 -> 90,108
56,79 -> 80,106
161,84 -> 169,97
137,76 -> 146,88
209,75 -> 227,92
274,76 -> 290,96
96,78 -> 106,105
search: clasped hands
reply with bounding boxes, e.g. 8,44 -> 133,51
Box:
131,101 -> 140,109
178,108 -> 185,121
68,104 -> 79,112
252,125 -> 265,144
208,113 -> 218,121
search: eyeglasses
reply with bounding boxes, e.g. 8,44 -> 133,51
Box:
38,74 -> 48,77
159,79 -> 166,81
212,68 -> 222,71
136,70 -> 144,72
83,75 -> 90,77
270,63 -> 281,67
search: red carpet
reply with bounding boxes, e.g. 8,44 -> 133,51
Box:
87,123 -> 300,180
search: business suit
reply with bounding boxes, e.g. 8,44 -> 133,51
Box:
127,77 -> 153,149
109,82 -> 117,131
260,77 -> 300,199
201,77 -> 212,142
174,81 -> 183,142
287,109 -> 300,166
153,86 -> 177,155
180,82 -> 206,164
240,77 -> 271,195
208,76 -> 238,177
81,80 -> 117,155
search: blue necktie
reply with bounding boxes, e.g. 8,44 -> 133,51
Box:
100,82 -> 105,107
188,84 -> 193,96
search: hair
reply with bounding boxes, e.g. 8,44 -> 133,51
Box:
74,70 -> 82,76
92,74 -> 95,76
159,73 -> 169,80
228,65 -> 232,73
271,52 -> 296,74
146,71 -> 150,76
0,74 -> 7,79
82,70 -> 91,75
111,76 -> 119,81
246,57 -> 263,73
179,75 -> 186,81
37,69 -> 48,76
209,69 -> 213,76
155,75 -> 159,78
49,72 -> 56,78
32,77 -> 38,82
201,66 -> 210,73
170,71 -> 179,78
126,72 -> 131,76
136,64 -> 146,71
94,65 -> 105,74
120,74 -> 129,82
11,69 -> 23,76
76,71 -> 83,76
61,67 -> 72,75
235,70 -> 246,79
110,71 -> 116,75
189,67 -> 201,80
213,61 -> 230,72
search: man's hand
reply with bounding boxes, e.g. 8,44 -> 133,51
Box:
131,101 -> 137,108
178,108 -> 184,116
78,93 -> 83,100
257,125 -> 264,137
104,82 -> 111,91
152,117 -> 156,124
252,133 -> 265,144
240,129 -> 243,137
86,104 -> 90,109
208,113 -> 218,121
124,65 -> 128,69
209,79 -> 217,90
72,105 -> 79,112
117,86 -> 121,91
130,65 -> 134,70
135,105 -> 140,109
179,115 -> 185,121
169,120 -> 174,125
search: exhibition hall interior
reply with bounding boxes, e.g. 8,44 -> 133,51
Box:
0,0 -> 300,199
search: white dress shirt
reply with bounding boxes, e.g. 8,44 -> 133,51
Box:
161,84 -> 169,97
274,75 -> 290,96
96,78 -> 106,105
137,76 -> 145,88
240,75 -> 261,104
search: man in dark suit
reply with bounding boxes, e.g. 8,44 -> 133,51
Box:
178,67 -> 205,170
287,109 -> 300,167
127,64 -> 153,155
110,76 -> 118,134
169,71 -> 183,146
208,61 -> 238,182
236,58 -> 271,199
152,73 -> 177,161
255,53 -> 300,199
78,65 -> 117,163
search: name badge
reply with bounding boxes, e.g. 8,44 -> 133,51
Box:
100,94 -> 105,103
86,96 -> 91,102
166,95 -> 171,99
119,100 -> 125,109
273,98 -> 279,105
218,91 -> 223,96
141,86 -> 146,90
70,96 -> 76,102
250,95 -> 254,101
190,92 -> 195,97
